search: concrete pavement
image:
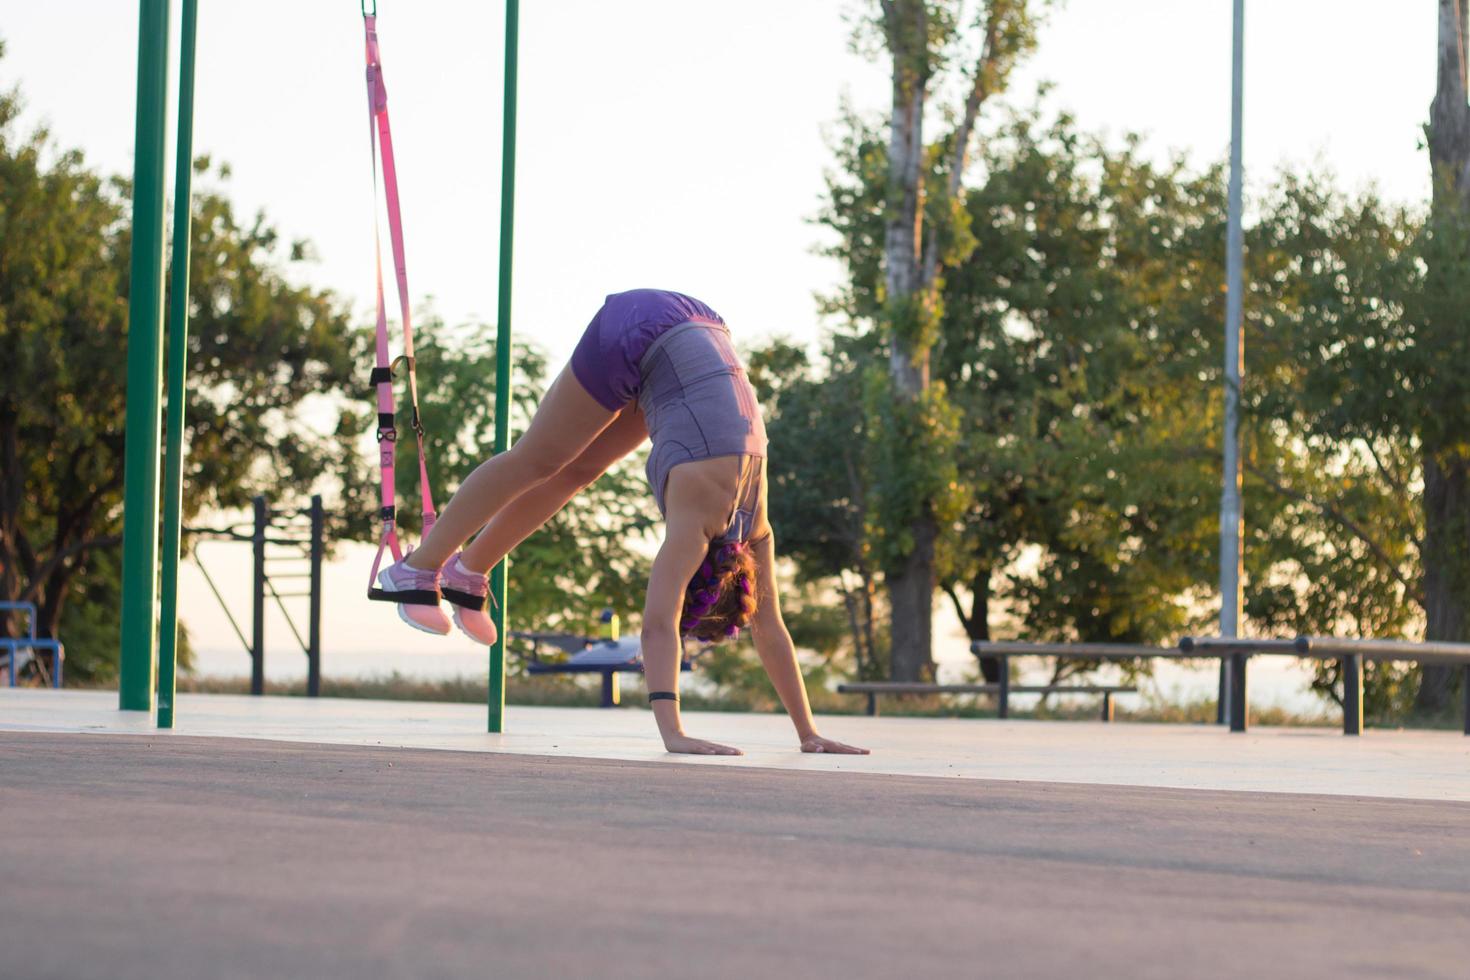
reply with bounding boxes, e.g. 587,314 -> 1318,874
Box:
2,733 -> 1468,979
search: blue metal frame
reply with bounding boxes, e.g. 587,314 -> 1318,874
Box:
0,601 -> 65,689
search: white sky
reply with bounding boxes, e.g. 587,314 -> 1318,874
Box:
0,1 -> 1441,694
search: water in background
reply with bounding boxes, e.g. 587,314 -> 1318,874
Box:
182,540 -> 1332,717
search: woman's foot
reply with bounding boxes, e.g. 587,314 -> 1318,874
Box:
376,554 -> 452,635
441,553 -> 498,645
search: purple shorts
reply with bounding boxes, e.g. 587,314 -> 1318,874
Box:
570,289 -> 725,411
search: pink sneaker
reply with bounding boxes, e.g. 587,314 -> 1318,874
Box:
373,554 -> 452,636
440,553 -> 498,645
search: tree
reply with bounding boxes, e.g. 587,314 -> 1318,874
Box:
1415,0 -> 1470,710
851,0 -> 1046,680
1,72 -> 367,677
813,80 -> 1420,703
748,335 -> 886,678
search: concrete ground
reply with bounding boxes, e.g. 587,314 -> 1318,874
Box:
4,688 -> 1470,800
3,733 -> 1469,980
3,690 -> 1469,978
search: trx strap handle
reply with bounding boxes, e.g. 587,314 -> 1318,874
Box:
441,583 -> 503,611
363,8 -> 437,600
366,587 -> 442,606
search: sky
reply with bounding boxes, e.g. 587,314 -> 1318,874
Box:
0,1 -> 1443,696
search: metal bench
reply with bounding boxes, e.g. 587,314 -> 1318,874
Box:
0,601 -> 64,688
1182,635 -> 1470,735
975,637 -> 1470,736
836,680 -> 1136,720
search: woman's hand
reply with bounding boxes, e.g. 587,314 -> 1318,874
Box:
800,733 -> 871,755
663,733 -> 744,756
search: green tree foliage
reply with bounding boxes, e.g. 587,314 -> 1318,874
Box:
792,98 -> 1418,707
1,67 -> 364,679
845,0 -> 1050,680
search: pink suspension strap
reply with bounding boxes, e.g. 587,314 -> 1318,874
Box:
363,6 -> 438,604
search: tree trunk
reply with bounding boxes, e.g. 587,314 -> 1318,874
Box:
888,516 -> 936,681
1418,454 -> 1468,710
882,1 -> 935,682
1418,0 -> 1470,712
945,565 -> 998,681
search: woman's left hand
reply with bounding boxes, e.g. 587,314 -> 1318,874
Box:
800,733 -> 871,755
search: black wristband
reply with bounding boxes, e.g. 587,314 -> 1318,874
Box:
647,691 -> 679,703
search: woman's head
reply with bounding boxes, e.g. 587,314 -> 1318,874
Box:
680,541 -> 758,642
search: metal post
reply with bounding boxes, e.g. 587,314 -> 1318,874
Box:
118,0 -> 174,712
157,0 -> 200,731
307,494 -> 324,698
251,496 -> 266,696
997,654 -> 1010,719
1219,0 -> 1247,727
1229,650 -> 1248,732
600,670 -> 619,708
1462,664 -> 1469,736
488,0 -> 519,734
1342,654 -> 1363,736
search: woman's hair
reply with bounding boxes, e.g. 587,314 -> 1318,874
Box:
679,541 -> 758,642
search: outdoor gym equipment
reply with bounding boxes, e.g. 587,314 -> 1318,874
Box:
0,602 -> 64,688
117,1 -> 521,732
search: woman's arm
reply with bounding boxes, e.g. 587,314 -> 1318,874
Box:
749,534 -> 870,755
642,511 -> 743,756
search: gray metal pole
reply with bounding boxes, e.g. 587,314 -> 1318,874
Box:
1220,0 -> 1247,728
308,495 -> 323,698
251,496 -> 266,696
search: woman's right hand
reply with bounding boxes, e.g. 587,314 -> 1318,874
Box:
662,733 -> 744,756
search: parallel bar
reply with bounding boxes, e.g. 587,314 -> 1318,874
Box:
308,495 -> 323,698
251,496 -> 266,696
488,0 -> 520,734
157,0 -> 201,731
1342,654 -> 1363,736
118,0 -> 174,712
973,641 -> 1193,660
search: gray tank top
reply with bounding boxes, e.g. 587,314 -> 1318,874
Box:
637,321 -> 767,543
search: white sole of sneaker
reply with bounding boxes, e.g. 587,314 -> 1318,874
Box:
398,603 -> 451,636
378,568 -> 451,636
451,607 -> 497,646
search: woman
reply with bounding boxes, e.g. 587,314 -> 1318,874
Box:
376,289 -> 868,758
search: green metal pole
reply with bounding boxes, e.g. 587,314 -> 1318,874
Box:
118,0 -> 173,713
157,0 -> 200,730
488,0 -> 519,733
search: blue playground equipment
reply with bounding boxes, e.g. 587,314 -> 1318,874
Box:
0,601 -> 65,688
516,611 -> 693,708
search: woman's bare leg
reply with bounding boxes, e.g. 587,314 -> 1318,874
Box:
407,366 -> 616,570
459,404 -> 649,573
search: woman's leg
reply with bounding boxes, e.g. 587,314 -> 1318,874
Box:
459,404 -> 649,573
408,366 -> 617,570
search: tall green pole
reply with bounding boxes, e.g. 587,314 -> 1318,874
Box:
118,0 -> 174,713
488,0 -> 519,733
157,0 -> 201,730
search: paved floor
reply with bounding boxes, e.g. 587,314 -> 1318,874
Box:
2,733 -> 1468,980
4,689 -> 1469,800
